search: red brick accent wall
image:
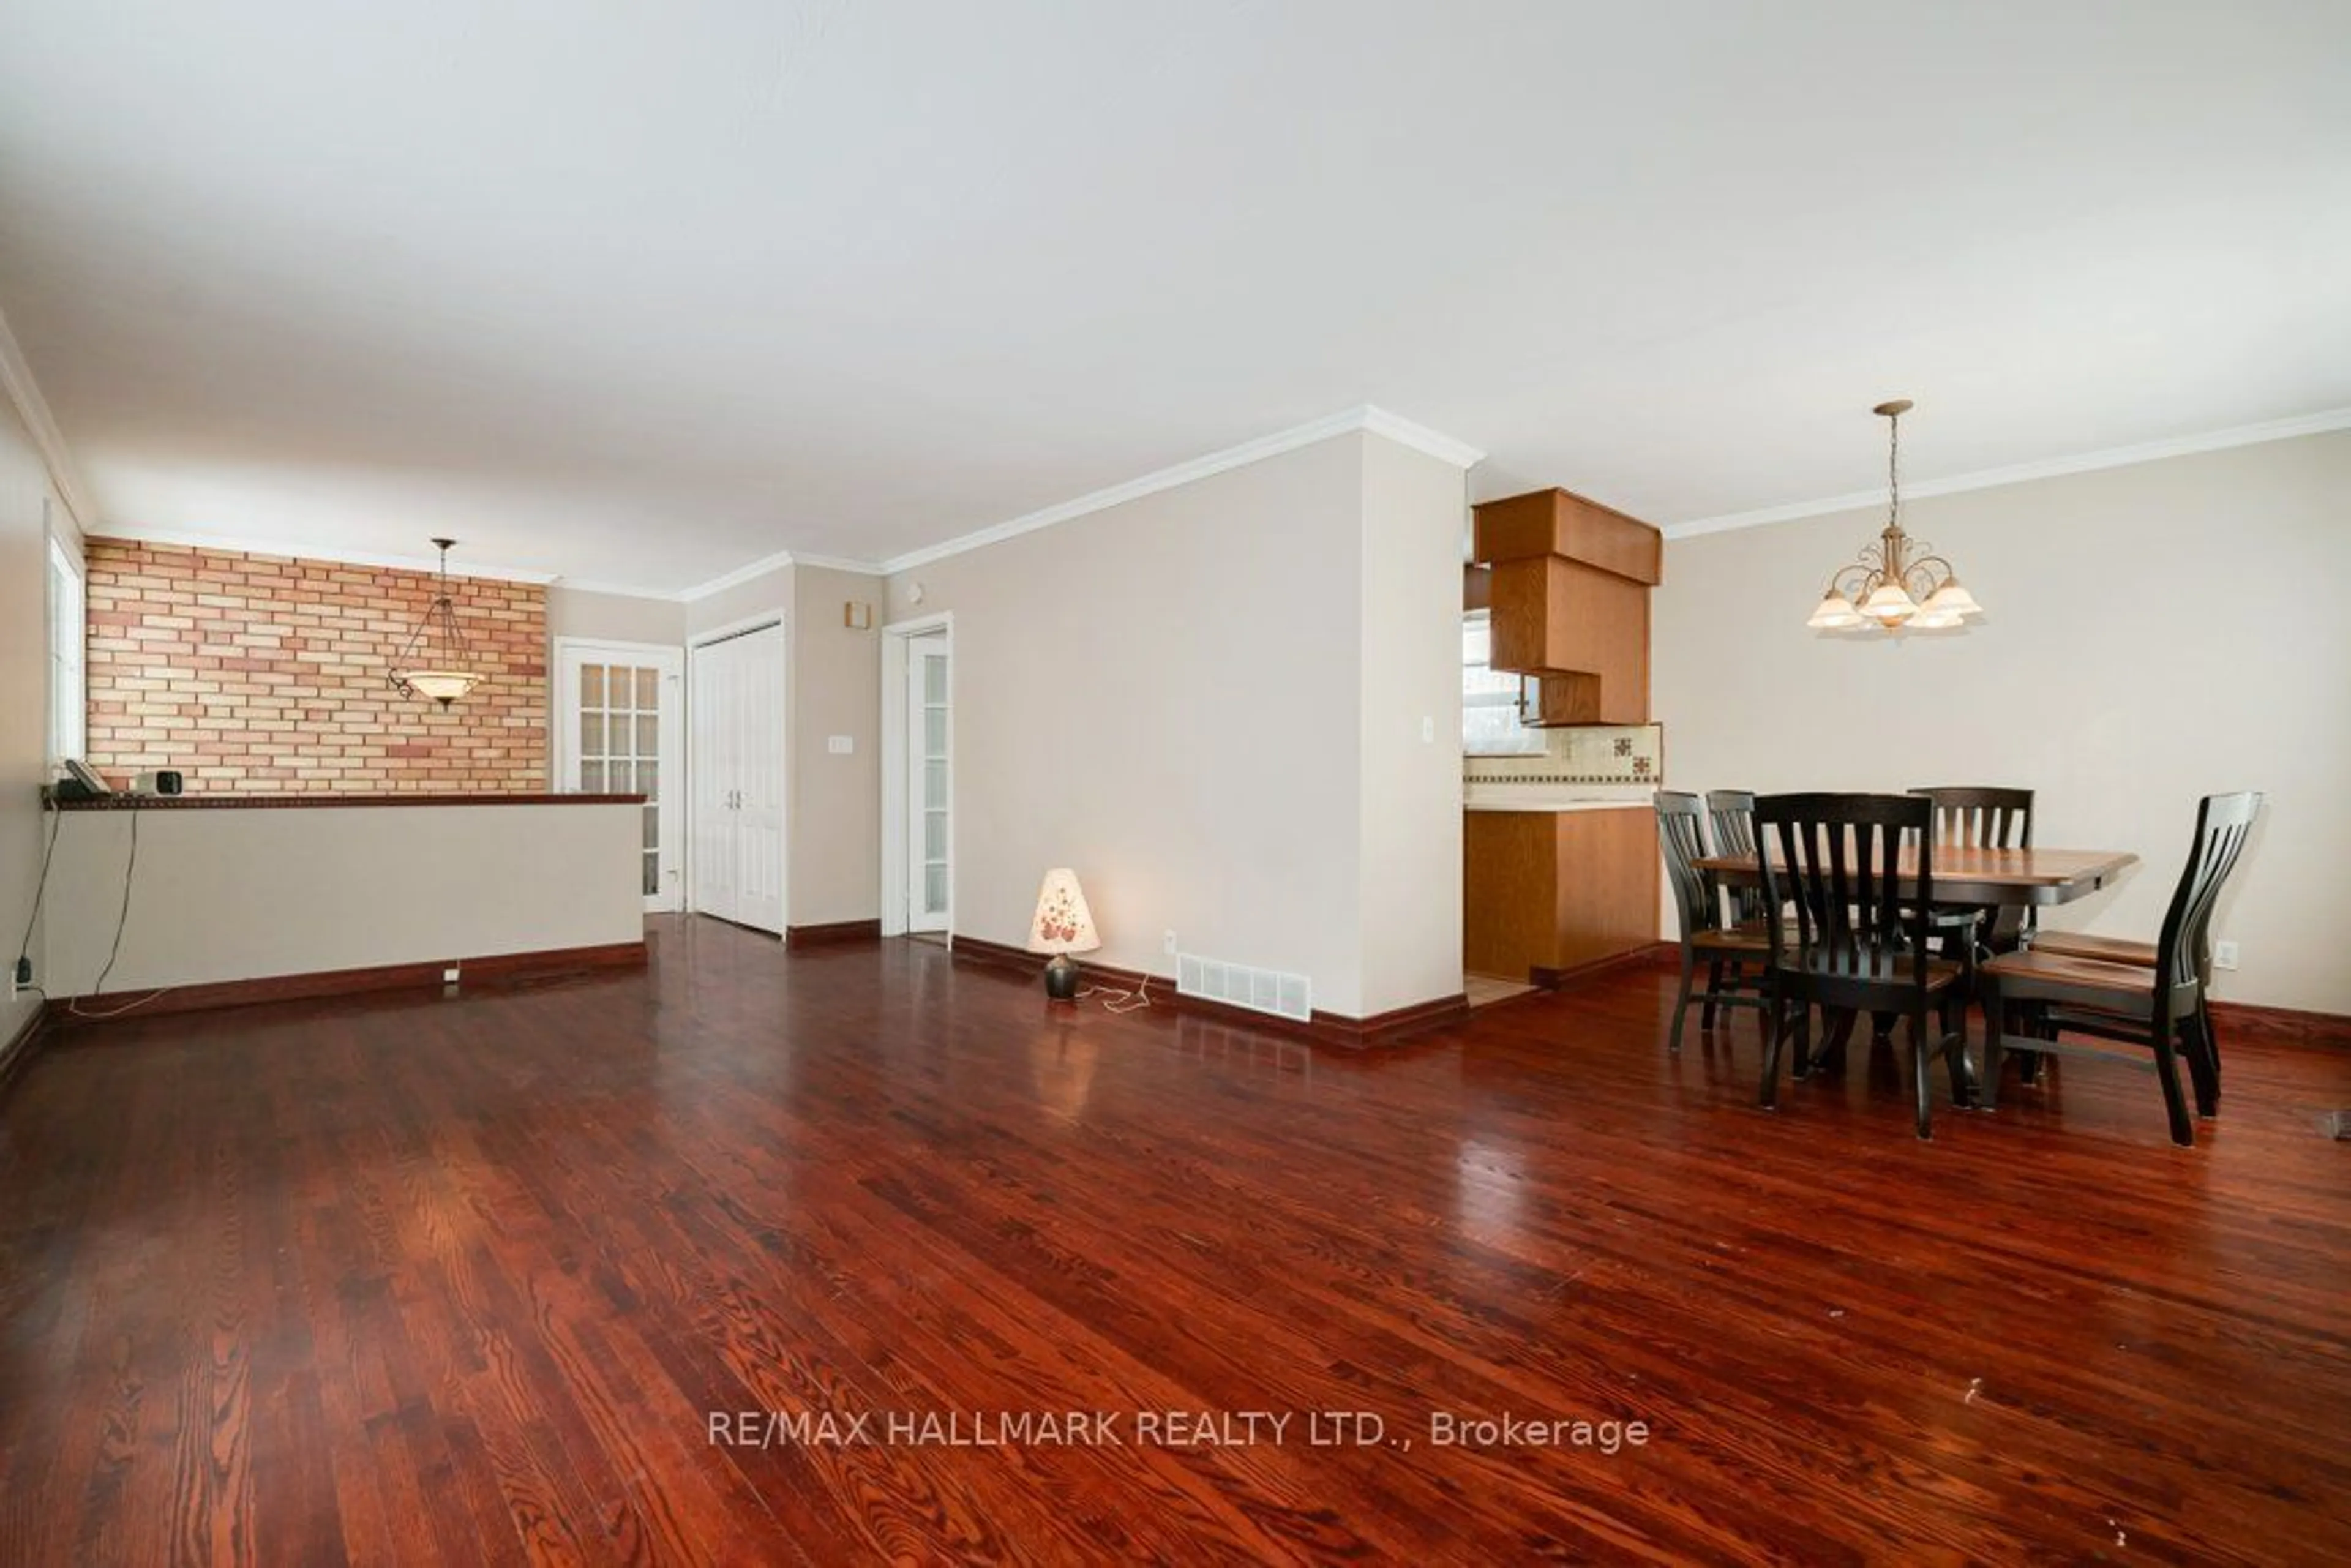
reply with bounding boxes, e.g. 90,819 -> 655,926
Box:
83,539 -> 547,793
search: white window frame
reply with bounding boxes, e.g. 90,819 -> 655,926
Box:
47,522 -> 86,767
1462,609 -> 1544,758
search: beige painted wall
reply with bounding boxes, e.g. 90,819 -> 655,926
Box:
688,565 -> 793,641
547,583 -> 688,648
1357,435 -> 1470,1013
1654,429 -> 2351,1015
880,430 -> 1468,1018
790,566 -> 882,925
1,391 -> 74,1046
43,803 -> 643,996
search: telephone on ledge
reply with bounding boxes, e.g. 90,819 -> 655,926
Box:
53,759 -> 113,801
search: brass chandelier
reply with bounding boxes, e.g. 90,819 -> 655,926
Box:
388,538 -> 486,706
1806,400 -> 1983,632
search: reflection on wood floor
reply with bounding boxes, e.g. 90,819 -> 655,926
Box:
3,915 -> 2347,1562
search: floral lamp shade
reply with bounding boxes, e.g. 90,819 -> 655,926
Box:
1027,868 -> 1101,955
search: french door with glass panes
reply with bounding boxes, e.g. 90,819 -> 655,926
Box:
906,634 -> 950,932
555,640 -> 684,912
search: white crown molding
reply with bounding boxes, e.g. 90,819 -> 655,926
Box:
1666,405 -> 2351,540
547,576 -> 687,601
0,302 -> 100,532
90,523 -> 559,584
788,551 -> 888,577
65,401 -> 1485,602
678,544 -> 800,602
567,548 -> 888,606
1359,405 -> 1487,471
876,403 -> 1484,577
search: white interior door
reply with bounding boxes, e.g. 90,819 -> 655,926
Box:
557,640 -> 683,912
691,637 -> 738,923
732,623 -> 787,935
688,620 -> 787,936
906,635 -> 950,933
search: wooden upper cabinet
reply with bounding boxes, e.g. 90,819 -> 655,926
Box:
1471,487 -> 1661,726
1471,487 -> 1663,585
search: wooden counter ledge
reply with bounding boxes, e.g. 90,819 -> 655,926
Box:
50,792 -> 646,811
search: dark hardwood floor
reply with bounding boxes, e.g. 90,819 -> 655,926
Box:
4,916 -> 2348,1564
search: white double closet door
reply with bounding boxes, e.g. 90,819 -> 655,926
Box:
691,622 -> 786,934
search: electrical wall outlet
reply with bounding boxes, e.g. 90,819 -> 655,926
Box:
2213,940 -> 2240,971
827,735 -> 854,755
9,956 -> 29,1000
1163,929 -> 1179,956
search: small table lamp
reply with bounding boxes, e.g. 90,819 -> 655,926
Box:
1027,868 -> 1100,1001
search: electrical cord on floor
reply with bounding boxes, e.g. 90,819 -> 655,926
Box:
1078,974 -> 1155,1015
13,796 -> 62,979
67,802 -> 171,1021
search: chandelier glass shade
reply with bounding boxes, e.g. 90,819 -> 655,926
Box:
388,538 -> 486,706
1805,400 -> 1984,634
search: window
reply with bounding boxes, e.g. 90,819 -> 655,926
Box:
1462,611 -> 1544,757
47,535 -> 85,765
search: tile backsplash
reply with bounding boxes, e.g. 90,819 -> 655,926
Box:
1464,723 -> 1663,787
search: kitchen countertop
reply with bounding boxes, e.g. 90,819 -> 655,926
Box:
1461,782 -> 1656,813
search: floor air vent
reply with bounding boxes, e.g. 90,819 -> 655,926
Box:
1176,954 -> 1312,1022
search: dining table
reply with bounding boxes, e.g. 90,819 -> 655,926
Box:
1692,844 -> 2139,909
1689,842 -> 2142,1086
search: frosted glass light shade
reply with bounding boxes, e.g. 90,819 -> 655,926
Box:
1027,868 -> 1101,955
1924,579 -> 1982,617
1910,610 -> 1963,630
392,669 -> 484,706
1807,592 -> 1863,629
1859,582 -> 1918,623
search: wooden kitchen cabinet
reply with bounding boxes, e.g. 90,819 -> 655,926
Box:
1463,807 -> 1660,985
1487,557 -> 1650,724
1471,487 -> 1662,726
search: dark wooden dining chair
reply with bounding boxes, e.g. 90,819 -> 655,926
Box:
1753,793 -> 1970,1140
1705,789 -> 1768,926
1910,785 -> 2036,955
1978,792 -> 2261,1147
2025,926 -> 2226,1073
1656,792 -> 1771,1052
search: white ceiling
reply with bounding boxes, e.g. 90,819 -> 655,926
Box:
2,1 -> 2345,593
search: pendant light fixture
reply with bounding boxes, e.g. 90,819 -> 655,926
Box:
388,538 -> 486,705
1805,400 -> 1984,633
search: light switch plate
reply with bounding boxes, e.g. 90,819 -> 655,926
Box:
827,735 -> 853,755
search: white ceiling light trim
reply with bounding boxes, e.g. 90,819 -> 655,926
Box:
1667,405 -> 2351,541
88,523 -> 559,584
876,404 -> 1483,578
0,304 -> 97,531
